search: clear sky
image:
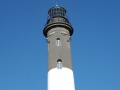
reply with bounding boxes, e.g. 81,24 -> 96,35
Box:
0,0 -> 120,90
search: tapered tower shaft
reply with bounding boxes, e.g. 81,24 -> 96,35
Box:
43,5 -> 75,90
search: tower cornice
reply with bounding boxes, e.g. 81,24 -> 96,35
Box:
43,18 -> 73,37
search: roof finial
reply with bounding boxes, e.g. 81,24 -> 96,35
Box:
56,1 -> 58,6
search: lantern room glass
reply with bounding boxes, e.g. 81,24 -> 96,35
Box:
48,6 -> 66,18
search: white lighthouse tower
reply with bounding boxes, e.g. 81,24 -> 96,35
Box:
43,5 -> 75,90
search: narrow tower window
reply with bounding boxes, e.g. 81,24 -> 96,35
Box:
57,59 -> 62,69
56,38 -> 61,46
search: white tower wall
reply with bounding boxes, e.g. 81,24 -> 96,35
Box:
48,68 -> 75,90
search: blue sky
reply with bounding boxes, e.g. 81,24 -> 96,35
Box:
0,0 -> 120,90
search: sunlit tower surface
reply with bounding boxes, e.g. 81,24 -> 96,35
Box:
43,5 -> 75,90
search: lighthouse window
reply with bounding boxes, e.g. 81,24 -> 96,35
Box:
57,59 -> 62,69
56,38 -> 61,46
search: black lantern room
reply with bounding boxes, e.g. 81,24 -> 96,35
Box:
43,5 -> 73,37
48,5 -> 67,18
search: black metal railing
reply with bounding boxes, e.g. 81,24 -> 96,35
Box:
45,16 -> 71,26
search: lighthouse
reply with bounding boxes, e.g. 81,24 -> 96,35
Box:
43,5 -> 75,90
